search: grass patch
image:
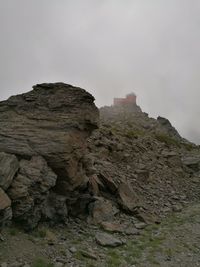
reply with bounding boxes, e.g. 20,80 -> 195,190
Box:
106,250 -> 123,267
125,129 -> 145,139
32,258 -> 53,267
155,133 -> 181,147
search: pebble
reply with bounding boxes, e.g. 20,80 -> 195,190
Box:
69,247 -> 77,254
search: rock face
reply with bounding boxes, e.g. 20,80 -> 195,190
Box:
157,116 -> 181,139
0,83 -> 99,228
0,188 -> 12,226
0,83 -> 99,191
0,152 -> 19,190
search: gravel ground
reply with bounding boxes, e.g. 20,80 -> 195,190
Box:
1,203 -> 200,267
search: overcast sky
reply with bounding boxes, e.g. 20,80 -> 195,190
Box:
0,0 -> 200,143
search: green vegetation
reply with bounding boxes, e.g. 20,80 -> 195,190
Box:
31,227 -> 47,238
125,129 -> 145,139
106,250 -> 123,267
32,258 -> 53,267
9,227 -> 18,236
182,142 -> 196,151
103,222 -> 167,266
155,133 -> 181,147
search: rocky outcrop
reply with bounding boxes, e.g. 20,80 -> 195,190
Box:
0,83 -> 99,192
157,116 -> 181,139
0,83 -> 99,228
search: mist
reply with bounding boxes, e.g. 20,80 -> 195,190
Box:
0,0 -> 200,143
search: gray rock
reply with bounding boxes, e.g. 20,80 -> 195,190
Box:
88,198 -> 119,224
157,116 -> 181,139
0,83 -> 99,194
117,182 -> 141,213
0,152 -> 19,190
95,232 -> 125,247
79,250 -> 98,260
0,188 -> 12,226
134,222 -> 147,229
69,247 -> 77,254
7,156 -> 57,229
182,156 -> 200,172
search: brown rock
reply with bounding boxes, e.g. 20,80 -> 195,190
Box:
0,83 -> 99,194
0,188 -> 11,210
98,172 -> 118,193
117,182 -> 141,213
100,221 -> 123,233
0,188 -> 12,226
8,156 -> 57,229
89,198 -> 119,224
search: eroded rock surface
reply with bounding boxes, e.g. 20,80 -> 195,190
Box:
0,83 -> 99,193
0,152 -> 19,191
0,83 -> 99,228
7,156 -> 57,229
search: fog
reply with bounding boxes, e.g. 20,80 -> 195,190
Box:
0,0 -> 200,143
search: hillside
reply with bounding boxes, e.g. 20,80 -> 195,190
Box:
86,103 -> 200,223
0,85 -> 200,267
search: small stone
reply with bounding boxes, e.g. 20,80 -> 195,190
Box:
124,227 -> 140,236
95,232 -> 125,247
1,263 -> 8,267
69,247 -> 77,254
172,204 -> 182,212
134,222 -> 147,229
80,250 -> 98,260
100,221 -> 123,233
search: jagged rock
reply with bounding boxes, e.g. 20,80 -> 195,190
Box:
98,172 -> 118,193
0,152 -> 19,190
182,155 -> 200,172
7,156 -> 57,229
0,188 -> 11,210
0,188 -> 12,226
43,192 -> 68,224
117,183 -> 141,213
157,116 -> 181,139
0,83 -> 99,195
88,198 -> 119,224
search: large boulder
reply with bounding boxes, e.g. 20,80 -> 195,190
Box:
0,83 -> 99,195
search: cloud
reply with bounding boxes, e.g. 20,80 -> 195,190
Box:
0,0 -> 199,143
